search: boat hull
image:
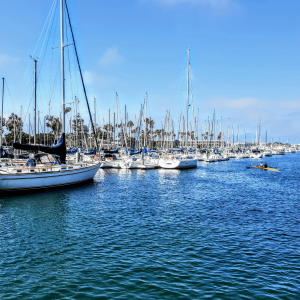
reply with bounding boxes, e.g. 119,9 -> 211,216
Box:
251,166 -> 278,172
159,159 -> 197,169
0,163 -> 100,193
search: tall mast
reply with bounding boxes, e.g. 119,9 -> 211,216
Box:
75,96 -> 78,147
1,78 -> 4,149
113,112 -> 115,148
186,48 -> 190,147
20,106 -> 23,143
221,116 -> 223,142
116,93 -> 118,147
259,117 -> 261,145
60,0 -> 65,135
34,59 -> 37,145
238,121 -> 240,144
109,109 -> 111,147
227,119 -> 230,146
29,114 -> 31,144
144,93 -> 147,148
196,108 -> 199,148
94,97 -> 96,126
255,111 -> 258,145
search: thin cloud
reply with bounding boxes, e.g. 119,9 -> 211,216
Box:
99,47 -> 123,66
142,0 -> 240,14
201,97 -> 300,140
83,71 -> 115,87
0,53 -> 18,66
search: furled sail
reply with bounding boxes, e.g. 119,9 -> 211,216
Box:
13,134 -> 66,164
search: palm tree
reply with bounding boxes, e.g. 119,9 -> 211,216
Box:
127,120 -> 134,148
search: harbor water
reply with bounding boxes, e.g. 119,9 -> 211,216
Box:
1,153 -> 300,299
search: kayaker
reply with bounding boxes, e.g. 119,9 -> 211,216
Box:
264,162 -> 268,168
259,162 -> 264,167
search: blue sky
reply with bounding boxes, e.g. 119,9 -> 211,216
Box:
0,0 -> 299,142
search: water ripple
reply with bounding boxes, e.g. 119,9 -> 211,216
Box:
1,154 -> 300,299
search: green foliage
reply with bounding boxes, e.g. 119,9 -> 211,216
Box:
127,120 -> 134,128
46,115 -> 62,134
5,113 -> 22,134
104,124 -> 114,132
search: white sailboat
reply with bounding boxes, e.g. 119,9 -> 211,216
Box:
159,49 -> 197,170
0,0 -> 100,193
159,154 -> 197,169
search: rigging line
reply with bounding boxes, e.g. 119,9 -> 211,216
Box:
64,9 -> 75,102
64,0 -> 98,149
4,80 -> 16,116
49,61 -> 61,107
23,73 -> 35,123
176,55 -> 186,122
12,0 -> 57,106
49,2 -> 59,101
32,0 -> 57,57
37,0 -> 57,61
72,43 -> 79,97
36,2 -> 57,105
189,71 -> 196,133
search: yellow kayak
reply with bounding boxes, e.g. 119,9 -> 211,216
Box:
251,166 -> 279,172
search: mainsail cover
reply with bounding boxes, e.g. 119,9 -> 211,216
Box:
13,134 -> 67,164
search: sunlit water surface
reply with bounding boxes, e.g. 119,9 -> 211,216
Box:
1,154 -> 300,299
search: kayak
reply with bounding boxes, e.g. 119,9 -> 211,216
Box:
251,166 -> 279,172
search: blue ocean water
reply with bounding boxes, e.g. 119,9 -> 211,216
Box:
1,154 -> 300,299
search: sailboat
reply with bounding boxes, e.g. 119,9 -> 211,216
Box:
0,0 -> 100,193
158,49 -> 197,169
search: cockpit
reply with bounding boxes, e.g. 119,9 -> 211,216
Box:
26,154 -> 61,166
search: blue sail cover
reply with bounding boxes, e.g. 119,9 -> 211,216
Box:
129,149 -> 142,155
84,148 -> 96,155
67,148 -> 78,154
13,133 -> 67,164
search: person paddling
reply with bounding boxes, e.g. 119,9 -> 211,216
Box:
264,162 -> 268,168
259,162 -> 264,167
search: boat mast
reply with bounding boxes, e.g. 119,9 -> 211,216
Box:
238,121 -> 240,144
34,59 -> 37,145
255,111 -> 258,145
60,0 -> 65,135
116,93 -> 118,148
1,78 -> 4,149
186,48 -> 190,147
20,106 -> 22,143
144,93 -> 147,148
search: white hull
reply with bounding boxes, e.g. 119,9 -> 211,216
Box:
119,159 -> 140,169
250,154 -> 263,159
263,153 -> 272,157
159,158 -> 197,169
138,164 -> 159,169
0,163 -> 100,192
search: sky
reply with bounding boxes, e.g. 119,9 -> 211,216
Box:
0,0 -> 299,143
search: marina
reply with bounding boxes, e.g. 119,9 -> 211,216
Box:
0,0 -> 300,298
